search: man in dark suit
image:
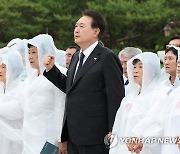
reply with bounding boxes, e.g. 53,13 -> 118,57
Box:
43,10 -> 125,154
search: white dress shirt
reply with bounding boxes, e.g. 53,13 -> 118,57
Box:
73,41 -> 98,79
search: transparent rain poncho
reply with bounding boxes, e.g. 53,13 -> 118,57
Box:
21,34 -> 66,154
0,47 -> 9,56
160,46 -> 180,154
109,52 -> 169,154
7,38 -> 28,81
55,49 -> 66,68
0,50 -> 24,154
7,38 -> 26,59
158,87 -> 180,154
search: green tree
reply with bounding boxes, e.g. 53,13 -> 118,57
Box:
87,0 -> 179,52
0,0 -> 49,47
0,0 -> 179,52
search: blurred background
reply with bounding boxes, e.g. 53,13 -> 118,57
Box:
0,0 -> 179,53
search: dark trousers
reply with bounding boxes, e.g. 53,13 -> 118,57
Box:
68,138 -> 109,154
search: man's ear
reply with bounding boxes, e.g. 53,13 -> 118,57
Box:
93,28 -> 100,37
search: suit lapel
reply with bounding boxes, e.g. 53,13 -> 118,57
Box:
67,44 -> 102,93
66,52 -> 79,91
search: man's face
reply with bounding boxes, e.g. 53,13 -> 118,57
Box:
28,46 -> 40,70
166,39 -> 180,48
120,55 -> 131,78
164,50 -> 177,75
74,16 -> 99,50
66,48 -> 77,69
0,63 -> 6,84
177,63 -> 180,78
133,61 -> 143,86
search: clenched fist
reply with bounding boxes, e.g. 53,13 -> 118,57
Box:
43,55 -> 55,71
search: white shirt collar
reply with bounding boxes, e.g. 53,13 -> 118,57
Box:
79,41 -> 98,60
123,75 -> 128,84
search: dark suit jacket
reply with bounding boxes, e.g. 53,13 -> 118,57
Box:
43,43 -> 125,145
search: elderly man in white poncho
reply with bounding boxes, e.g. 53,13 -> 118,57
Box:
109,52 -> 169,154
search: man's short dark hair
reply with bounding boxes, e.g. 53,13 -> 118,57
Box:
67,46 -> 80,52
83,10 -> 105,37
165,46 -> 178,61
170,35 -> 180,41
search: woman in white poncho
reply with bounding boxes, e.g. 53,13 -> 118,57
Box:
0,50 -> 24,154
7,38 -> 28,81
21,34 -> 66,154
109,52 -> 168,154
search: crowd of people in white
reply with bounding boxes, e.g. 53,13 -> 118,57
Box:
0,34 -> 67,154
110,36 -> 180,154
0,33 -> 180,154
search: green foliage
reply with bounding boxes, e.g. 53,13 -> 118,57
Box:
87,0 -> 179,51
0,0 -> 179,52
0,0 -> 49,47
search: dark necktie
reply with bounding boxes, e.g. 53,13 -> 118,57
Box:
74,52 -> 85,81
124,79 -> 129,85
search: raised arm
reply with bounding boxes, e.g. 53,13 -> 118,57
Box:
43,55 -> 67,93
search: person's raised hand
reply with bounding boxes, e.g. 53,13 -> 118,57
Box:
43,55 -> 55,71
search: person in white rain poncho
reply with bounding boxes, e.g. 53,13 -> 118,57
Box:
7,38 -> 28,81
109,52 -> 169,154
21,34 -> 66,154
0,50 -> 24,154
118,47 -> 142,96
159,88 -> 180,154
161,46 -> 180,90
160,46 -> 180,154
55,48 -> 66,68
